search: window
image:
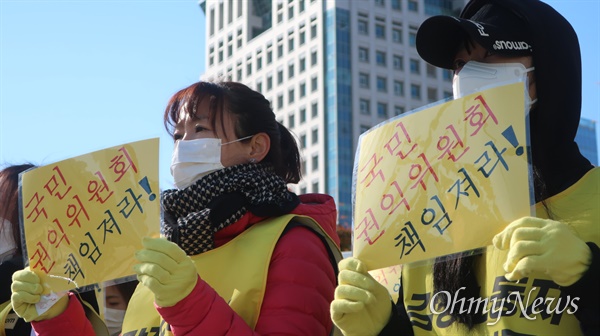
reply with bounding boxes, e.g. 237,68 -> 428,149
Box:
267,75 -> 273,90
277,40 -> 284,58
312,181 -> 319,192
312,154 -> 319,171
267,48 -> 272,64
300,83 -> 306,97
311,102 -> 318,118
300,108 -> 306,123
358,20 -> 368,35
301,160 -> 306,176
393,55 -> 404,70
359,99 -> 370,115
299,57 -> 306,72
300,134 -> 307,148
375,0 -> 385,6
288,113 -> 295,128
359,47 -> 369,62
443,69 -> 453,82
299,30 -> 306,45
311,128 -> 318,144
288,63 -> 295,78
411,84 -> 421,100
359,73 -> 369,88
288,88 -> 295,104
256,81 -> 262,93
377,102 -> 388,118
288,5 -> 294,19
311,50 -> 318,65
392,28 -> 402,43
408,0 -> 418,12
391,0 -> 401,10
311,77 -> 318,92
288,37 -> 294,51
360,124 -> 371,133
299,0 -> 305,13
410,59 -> 420,74
277,95 -> 284,109
376,76 -> 387,92
444,91 -> 453,99
394,80 -> 404,96
409,29 -> 417,47
426,64 -> 437,78
376,51 -> 386,66
375,24 -> 385,39
311,23 -> 317,38
394,105 -> 405,116
427,87 -> 438,102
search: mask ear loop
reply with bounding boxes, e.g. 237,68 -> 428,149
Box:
221,134 -> 254,146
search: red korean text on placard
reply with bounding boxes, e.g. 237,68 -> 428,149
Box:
30,241 -> 55,274
87,171 -> 114,204
356,208 -> 385,245
359,153 -> 385,188
48,219 -> 71,248
436,124 -> 470,162
464,95 -> 498,137
25,192 -> 48,223
66,194 -> 90,228
109,146 -> 138,183
381,180 -> 411,215
43,166 -> 72,200
384,121 -> 418,159
408,153 -> 439,191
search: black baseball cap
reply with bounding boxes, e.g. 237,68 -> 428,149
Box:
416,3 -> 533,69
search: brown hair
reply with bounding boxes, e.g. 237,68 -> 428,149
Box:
0,164 -> 36,256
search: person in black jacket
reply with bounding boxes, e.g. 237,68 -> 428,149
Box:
330,0 -> 599,334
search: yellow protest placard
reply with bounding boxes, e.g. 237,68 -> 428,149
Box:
353,83 -> 532,270
19,138 -> 161,292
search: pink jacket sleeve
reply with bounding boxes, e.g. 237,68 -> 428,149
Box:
31,292 -> 95,336
157,226 -> 336,335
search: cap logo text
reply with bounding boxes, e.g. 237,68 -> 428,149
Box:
493,40 -> 531,51
468,20 -> 489,37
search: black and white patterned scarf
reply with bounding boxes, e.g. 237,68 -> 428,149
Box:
161,163 -> 299,256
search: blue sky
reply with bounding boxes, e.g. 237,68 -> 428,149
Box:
1,0 -> 598,190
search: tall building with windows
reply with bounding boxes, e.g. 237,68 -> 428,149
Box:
576,117 -> 598,166
199,0 -> 466,228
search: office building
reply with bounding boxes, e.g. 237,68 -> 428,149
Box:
576,117 -> 598,166
199,0 -> 467,228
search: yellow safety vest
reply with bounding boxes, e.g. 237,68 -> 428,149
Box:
401,167 -> 600,335
121,214 -> 342,336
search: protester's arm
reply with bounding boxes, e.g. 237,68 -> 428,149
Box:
378,278 -> 414,336
154,226 -> 336,335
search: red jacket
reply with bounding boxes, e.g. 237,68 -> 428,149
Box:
31,193 -> 340,336
158,193 -> 340,335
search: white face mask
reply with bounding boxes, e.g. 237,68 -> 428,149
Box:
104,308 -> 126,336
0,218 -> 17,265
453,61 -> 537,111
170,135 -> 254,189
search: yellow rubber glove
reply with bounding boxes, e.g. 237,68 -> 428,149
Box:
11,268 -> 69,322
493,217 -> 592,286
133,237 -> 198,307
330,257 -> 392,336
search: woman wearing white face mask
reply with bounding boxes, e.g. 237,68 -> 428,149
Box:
17,81 -> 343,336
103,280 -> 136,336
331,0 -> 598,335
